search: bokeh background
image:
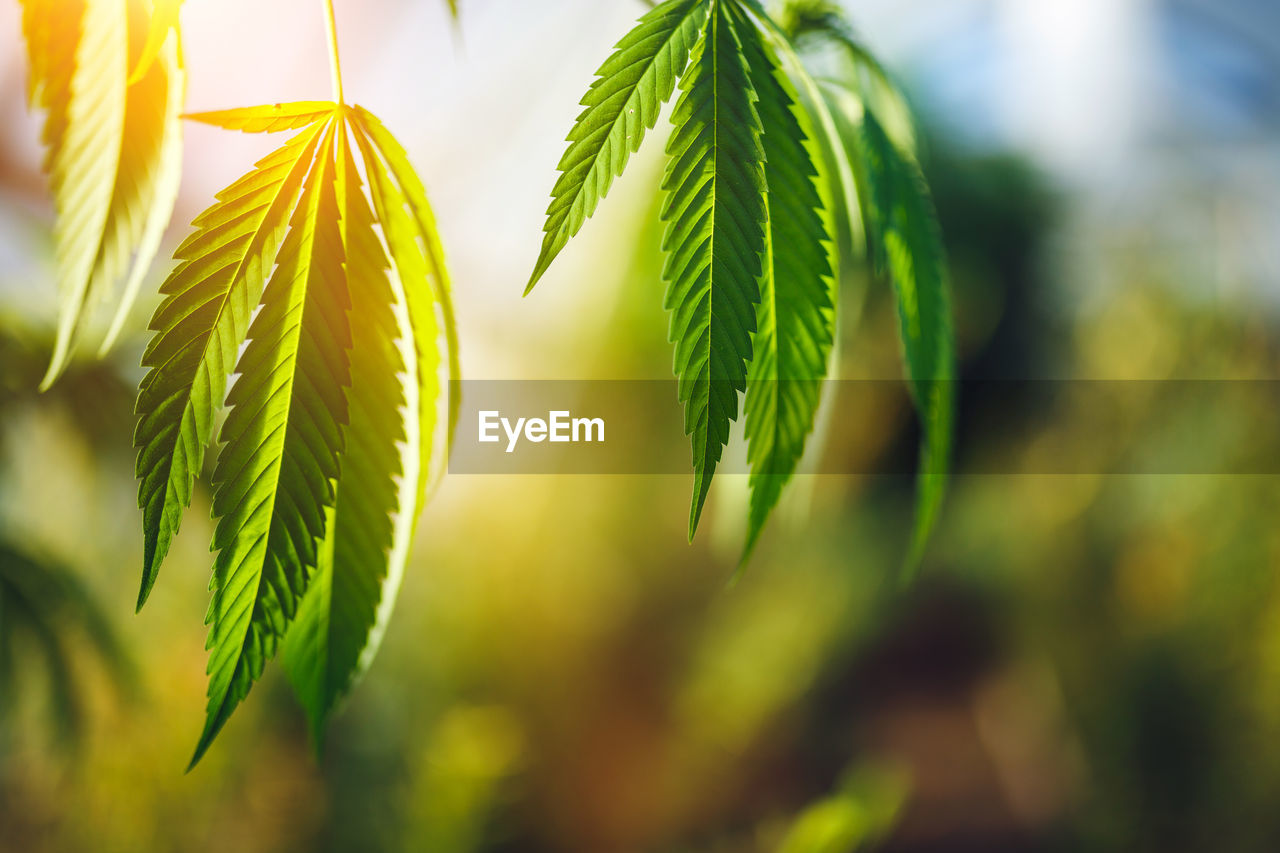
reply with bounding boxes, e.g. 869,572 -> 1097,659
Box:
4,0 -> 1280,850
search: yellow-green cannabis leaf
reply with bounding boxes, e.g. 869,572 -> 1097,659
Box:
20,0 -> 185,388
132,102 -> 458,766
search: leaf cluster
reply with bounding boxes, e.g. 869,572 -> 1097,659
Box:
132,101 -> 458,767
529,0 -> 955,566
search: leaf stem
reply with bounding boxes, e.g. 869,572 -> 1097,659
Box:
322,0 -> 344,104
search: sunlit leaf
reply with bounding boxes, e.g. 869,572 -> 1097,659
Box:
527,0 -> 708,293
134,109 -> 333,611
738,2 -> 835,560
127,0 -> 181,85
526,0 -> 953,561
283,114 -> 441,739
101,23 -> 186,353
20,0 -> 185,388
193,119 -> 350,768
353,105 -> 460,471
661,0 -> 768,537
186,102 -> 341,134
130,97 -> 457,761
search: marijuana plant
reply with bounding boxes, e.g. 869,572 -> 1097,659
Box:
528,0 -> 954,564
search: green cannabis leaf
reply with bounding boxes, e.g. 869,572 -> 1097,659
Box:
737,2 -> 835,561
661,0 -> 767,537
281,108 -> 458,745
133,101 -> 457,766
528,0 -> 956,567
19,0 -> 185,389
526,0 -> 708,293
855,112 -> 954,570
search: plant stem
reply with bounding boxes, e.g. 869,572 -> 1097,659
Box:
322,0 -> 344,104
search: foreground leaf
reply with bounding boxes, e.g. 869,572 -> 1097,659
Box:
661,0 -> 768,537
193,120 -> 351,767
738,4 -> 835,559
354,105 -> 460,467
283,118 -> 419,739
527,0 -> 709,293
134,113 -> 331,610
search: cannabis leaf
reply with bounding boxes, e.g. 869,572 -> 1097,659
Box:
855,112 -> 954,569
352,105 -> 461,464
135,115 -> 326,612
133,101 -> 458,765
20,0 -> 185,389
662,0 -> 768,537
193,117 -> 350,767
527,0 -> 708,293
737,2 -> 835,560
128,0 -> 182,85
529,0 -> 956,567
281,108 -> 457,742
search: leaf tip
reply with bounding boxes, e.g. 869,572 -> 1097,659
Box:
739,526 -> 763,570
188,715 -> 224,772
38,342 -> 74,391
523,265 -> 547,297
687,495 -> 706,543
135,576 -> 155,613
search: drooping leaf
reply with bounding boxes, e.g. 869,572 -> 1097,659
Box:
20,0 -> 186,388
522,0 -> 954,565
353,105 -> 459,466
856,111 -> 954,571
283,117 -> 417,739
100,25 -> 186,355
133,111 -> 331,611
192,119 -> 352,768
661,0 -> 768,538
276,111 -> 457,733
526,0 -> 709,293
737,3 -> 835,560
756,12 -> 864,261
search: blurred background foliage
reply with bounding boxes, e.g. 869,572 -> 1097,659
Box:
3,0 -> 1280,851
